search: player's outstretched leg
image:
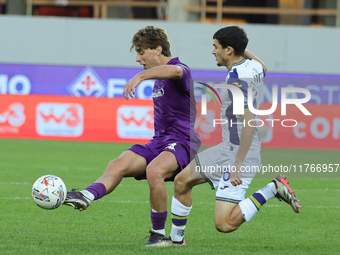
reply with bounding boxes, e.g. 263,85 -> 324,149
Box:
272,174 -> 301,213
64,151 -> 147,211
236,175 -> 300,225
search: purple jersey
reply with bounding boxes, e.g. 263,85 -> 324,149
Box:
152,57 -> 201,152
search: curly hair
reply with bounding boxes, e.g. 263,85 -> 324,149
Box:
130,26 -> 171,57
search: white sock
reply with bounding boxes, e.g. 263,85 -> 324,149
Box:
81,190 -> 95,201
170,196 -> 192,242
258,182 -> 276,200
239,198 -> 259,222
152,228 -> 166,236
239,182 -> 276,222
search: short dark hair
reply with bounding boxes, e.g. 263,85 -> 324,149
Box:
213,26 -> 248,56
130,26 -> 171,57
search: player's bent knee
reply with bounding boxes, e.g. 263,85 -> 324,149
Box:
105,160 -> 117,172
105,159 -> 129,177
174,174 -> 191,194
146,166 -> 166,184
215,223 -> 238,233
215,218 -> 240,233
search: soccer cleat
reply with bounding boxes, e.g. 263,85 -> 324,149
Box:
272,175 -> 301,213
171,239 -> 187,247
63,189 -> 91,211
149,237 -> 187,247
143,231 -> 172,247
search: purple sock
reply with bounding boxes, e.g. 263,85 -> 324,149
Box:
85,183 -> 106,200
151,210 -> 168,230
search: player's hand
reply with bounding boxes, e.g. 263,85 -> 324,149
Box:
230,167 -> 242,186
123,75 -> 142,99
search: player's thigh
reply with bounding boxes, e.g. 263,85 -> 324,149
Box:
109,150 -> 147,177
214,200 -> 238,226
214,177 -> 251,227
196,143 -> 228,189
147,151 -> 179,180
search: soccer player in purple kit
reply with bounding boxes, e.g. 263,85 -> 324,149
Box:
63,25 -> 201,246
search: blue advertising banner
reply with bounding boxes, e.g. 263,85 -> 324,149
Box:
1,63 -> 339,104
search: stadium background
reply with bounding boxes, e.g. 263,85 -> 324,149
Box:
0,1 -> 339,254
0,12 -> 339,150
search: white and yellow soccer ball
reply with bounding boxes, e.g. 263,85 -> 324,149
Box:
32,175 -> 67,210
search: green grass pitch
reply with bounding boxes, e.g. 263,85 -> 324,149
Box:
0,139 -> 339,254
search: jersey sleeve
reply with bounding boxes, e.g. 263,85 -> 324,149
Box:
175,63 -> 192,91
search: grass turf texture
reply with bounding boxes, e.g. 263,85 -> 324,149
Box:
0,139 -> 339,255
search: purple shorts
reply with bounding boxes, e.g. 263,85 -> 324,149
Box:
129,136 -> 197,181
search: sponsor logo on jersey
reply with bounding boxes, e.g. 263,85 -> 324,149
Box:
36,103 -> 83,137
68,67 -> 105,97
117,106 -> 154,139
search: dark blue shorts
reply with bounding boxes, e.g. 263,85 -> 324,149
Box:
128,136 -> 197,181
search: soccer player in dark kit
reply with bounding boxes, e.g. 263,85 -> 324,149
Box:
63,25 -> 201,246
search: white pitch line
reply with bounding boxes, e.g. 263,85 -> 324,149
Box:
104,200 -> 340,209
106,200 -> 149,204
75,166 -> 95,171
1,181 -> 340,193
2,197 -> 32,200
192,202 -> 340,209
2,197 -> 339,209
0,182 -> 31,185
294,189 -> 340,192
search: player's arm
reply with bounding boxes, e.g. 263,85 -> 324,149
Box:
245,50 -> 267,76
230,111 -> 256,186
139,65 -> 183,80
123,65 -> 183,99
